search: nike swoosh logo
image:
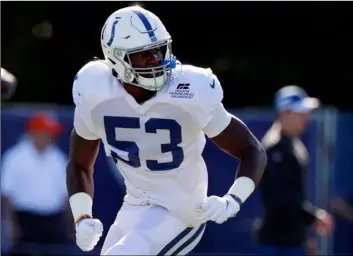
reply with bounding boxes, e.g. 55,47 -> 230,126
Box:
210,79 -> 215,89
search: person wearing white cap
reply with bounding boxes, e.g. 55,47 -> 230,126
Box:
254,85 -> 334,255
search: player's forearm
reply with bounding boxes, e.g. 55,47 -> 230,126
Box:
225,139 -> 267,205
211,117 -> 267,204
66,163 -> 95,222
235,138 -> 267,186
66,130 -> 100,222
66,129 -> 99,198
211,116 -> 267,186
66,162 -> 94,197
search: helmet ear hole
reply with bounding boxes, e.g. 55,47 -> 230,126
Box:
112,69 -> 118,77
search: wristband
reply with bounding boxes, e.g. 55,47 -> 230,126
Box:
227,176 -> 255,203
75,214 -> 92,224
69,192 -> 93,223
226,194 -> 243,208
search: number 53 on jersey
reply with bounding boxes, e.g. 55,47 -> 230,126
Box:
104,116 -> 184,171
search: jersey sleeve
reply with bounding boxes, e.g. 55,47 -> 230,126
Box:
73,107 -> 98,140
72,62 -> 102,140
193,69 -> 232,138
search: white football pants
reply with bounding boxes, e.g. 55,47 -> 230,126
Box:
101,203 -> 206,255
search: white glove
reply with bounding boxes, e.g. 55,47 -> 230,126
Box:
195,195 -> 240,224
75,218 -> 103,251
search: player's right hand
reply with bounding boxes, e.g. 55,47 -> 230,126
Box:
75,218 -> 103,251
195,195 -> 240,224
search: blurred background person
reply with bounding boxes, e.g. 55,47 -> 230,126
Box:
254,86 -> 334,256
1,112 -> 73,256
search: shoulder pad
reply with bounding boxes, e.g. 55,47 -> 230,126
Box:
72,60 -> 117,107
168,64 -> 224,105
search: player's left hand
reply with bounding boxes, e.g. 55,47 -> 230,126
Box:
75,218 -> 103,251
194,195 -> 240,224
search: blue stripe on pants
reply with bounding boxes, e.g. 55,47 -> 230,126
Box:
157,223 -> 206,255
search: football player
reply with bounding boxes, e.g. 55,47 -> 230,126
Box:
67,6 -> 267,255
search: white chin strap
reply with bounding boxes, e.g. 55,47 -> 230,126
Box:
136,74 -> 165,91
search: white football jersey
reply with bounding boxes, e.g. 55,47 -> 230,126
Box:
72,60 -> 231,224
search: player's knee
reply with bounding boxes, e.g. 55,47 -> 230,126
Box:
102,232 -> 150,255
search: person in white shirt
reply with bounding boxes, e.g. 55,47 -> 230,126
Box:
1,112 -> 72,255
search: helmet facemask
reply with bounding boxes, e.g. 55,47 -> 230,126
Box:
109,39 -> 176,91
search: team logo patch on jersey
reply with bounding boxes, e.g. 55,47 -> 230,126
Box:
177,83 -> 190,90
169,83 -> 194,99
